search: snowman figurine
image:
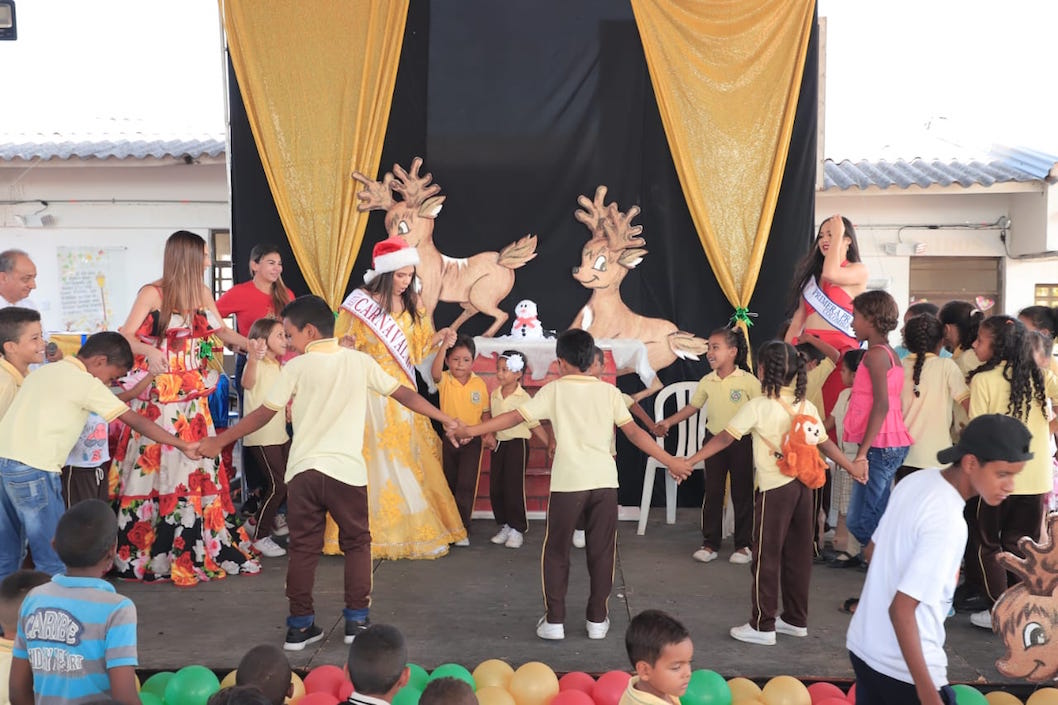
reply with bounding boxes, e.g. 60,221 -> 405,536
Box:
510,299 -> 545,339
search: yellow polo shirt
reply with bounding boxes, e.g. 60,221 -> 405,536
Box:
243,359 -> 289,447
901,354 -> 969,469
264,338 -> 399,486
0,357 -> 24,419
951,347 -> 981,440
438,371 -> 489,425
618,677 -> 680,705
491,385 -> 539,442
0,357 -> 128,472
689,368 -> 762,434
806,358 -> 836,416
726,387 -> 821,492
517,375 -> 632,492
968,366 -> 1058,495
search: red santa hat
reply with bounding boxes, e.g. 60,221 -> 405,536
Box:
363,236 -> 420,284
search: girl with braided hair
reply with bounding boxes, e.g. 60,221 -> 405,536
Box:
964,315 -> 1058,629
683,341 -> 863,645
896,314 -> 969,485
939,300 -> 985,439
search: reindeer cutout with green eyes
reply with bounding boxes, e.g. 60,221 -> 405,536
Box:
992,513 -> 1058,682
569,186 -> 708,394
352,158 -> 538,337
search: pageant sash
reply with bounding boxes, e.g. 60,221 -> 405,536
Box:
803,276 -> 855,338
341,289 -> 416,385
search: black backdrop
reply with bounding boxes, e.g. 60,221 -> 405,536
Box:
228,0 -> 818,506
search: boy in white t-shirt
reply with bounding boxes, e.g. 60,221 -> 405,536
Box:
846,414 -> 1032,705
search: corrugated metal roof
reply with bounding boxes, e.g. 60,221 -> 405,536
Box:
823,148 -> 1058,191
0,130 -> 225,162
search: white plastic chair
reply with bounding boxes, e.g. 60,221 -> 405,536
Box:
637,381 -> 707,535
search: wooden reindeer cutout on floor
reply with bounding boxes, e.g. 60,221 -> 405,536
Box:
992,513 -> 1058,682
570,186 -> 708,393
352,158 -> 538,337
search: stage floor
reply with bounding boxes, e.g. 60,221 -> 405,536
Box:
119,510 -> 1014,685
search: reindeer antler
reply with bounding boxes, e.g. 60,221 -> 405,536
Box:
351,170 -> 396,212
391,157 -> 442,209
997,514 -> 1058,595
575,185 -> 610,238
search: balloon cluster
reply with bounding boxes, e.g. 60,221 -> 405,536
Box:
138,661 -> 1057,705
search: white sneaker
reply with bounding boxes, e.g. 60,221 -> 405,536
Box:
491,525 -> 511,544
272,514 -> 289,537
505,529 -> 524,549
254,536 -> 287,558
536,617 -> 564,640
586,618 -> 610,639
692,547 -> 718,563
970,609 -> 993,630
572,530 -> 586,548
729,548 -> 752,565
775,616 -> 807,637
729,623 -> 775,645
454,538 -> 470,547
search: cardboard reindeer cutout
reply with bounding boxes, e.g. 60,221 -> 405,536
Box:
352,158 -> 538,337
992,513 -> 1058,682
570,186 -> 708,390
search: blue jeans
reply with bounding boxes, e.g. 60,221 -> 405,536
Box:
847,446 -> 909,547
0,458 -> 67,576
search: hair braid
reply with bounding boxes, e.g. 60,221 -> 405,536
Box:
756,340 -> 803,400
903,314 -> 943,397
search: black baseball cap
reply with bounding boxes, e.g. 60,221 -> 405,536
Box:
937,414 -> 1034,465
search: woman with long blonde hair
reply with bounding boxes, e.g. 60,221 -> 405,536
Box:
112,230 -> 260,586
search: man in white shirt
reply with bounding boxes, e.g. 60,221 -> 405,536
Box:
846,414 -> 1032,705
0,250 -> 37,310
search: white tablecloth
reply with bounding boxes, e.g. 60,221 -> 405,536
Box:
473,336 -> 656,387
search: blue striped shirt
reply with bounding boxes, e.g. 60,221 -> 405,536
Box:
13,575 -> 138,705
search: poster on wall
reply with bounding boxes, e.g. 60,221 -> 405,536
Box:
57,246 -> 127,332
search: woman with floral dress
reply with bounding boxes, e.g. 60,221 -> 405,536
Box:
112,230 -> 260,585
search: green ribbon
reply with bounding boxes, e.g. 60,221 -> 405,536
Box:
198,342 -> 215,362
730,307 -> 758,328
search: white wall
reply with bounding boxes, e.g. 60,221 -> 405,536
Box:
0,159 -> 229,333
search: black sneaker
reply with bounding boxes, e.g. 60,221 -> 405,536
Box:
284,623 -> 324,651
344,618 -> 370,644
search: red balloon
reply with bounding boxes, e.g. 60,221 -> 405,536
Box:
817,699 -> 850,705
592,671 -> 631,705
559,673 -> 596,695
846,683 -> 856,704
297,694 -> 341,705
551,690 -> 595,705
305,666 -> 349,698
807,683 -> 847,704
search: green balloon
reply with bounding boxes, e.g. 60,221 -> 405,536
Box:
394,686 -> 423,705
163,665 -> 221,705
139,693 -> 164,705
429,663 -> 476,690
951,684 -> 988,705
679,670 -> 731,705
141,672 -> 175,699
407,664 -> 430,691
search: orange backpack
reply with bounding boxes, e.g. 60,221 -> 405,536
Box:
758,400 -> 828,490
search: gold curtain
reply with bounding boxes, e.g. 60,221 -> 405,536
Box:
222,0 -> 409,307
631,0 -> 815,330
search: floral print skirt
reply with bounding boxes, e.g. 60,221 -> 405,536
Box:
111,394 -> 260,586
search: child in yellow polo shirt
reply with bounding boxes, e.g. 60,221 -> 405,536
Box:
620,610 -> 693,705
432,333 -> 490,544
199,296 -> 459,652
0,307 -> 45,415
0,332 -> 196,577
453,329 -> 691,641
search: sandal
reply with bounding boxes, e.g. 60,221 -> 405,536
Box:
840,597 -> 859,615
828,551 -> 863,568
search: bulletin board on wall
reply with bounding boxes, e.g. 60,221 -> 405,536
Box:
56,246 -> 128,332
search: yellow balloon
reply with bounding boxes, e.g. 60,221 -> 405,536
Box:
761,676 -> 810,705
135,674 -> 141,693
508,662 -> 559,705
220,669 -> 239,689
1027,689 -> 1058,705
733,698 -> 765,705
473,660 -> 515,690
285,673 -> 306,704
728,678 -> 762,701
986,692 -> 1023,705
477,686 -> 518,705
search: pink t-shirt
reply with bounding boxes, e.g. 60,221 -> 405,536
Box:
843,345 -> 913,448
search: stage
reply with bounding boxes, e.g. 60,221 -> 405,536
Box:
119,509 -> 1015,688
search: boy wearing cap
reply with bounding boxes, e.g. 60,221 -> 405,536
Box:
846,414 -> 1032,705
